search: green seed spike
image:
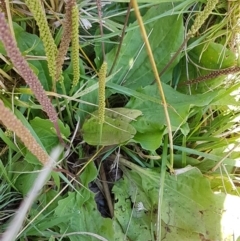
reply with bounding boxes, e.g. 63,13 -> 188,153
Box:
98,61 -> 107,146
187,0 -> 219,37
71,4 -> 80,87
25,0 -> 58,82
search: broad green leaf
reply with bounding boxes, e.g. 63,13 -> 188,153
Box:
113,176 -> 153,240
112,220 -> 126,241
132,129 -> 165,151
106,3 -> 184,89
178,41 -> 236,93
23,117 -> 70,165
113,166 -> 240,240
189,41 -> 236,70
12,162 -> 39,195
76,80 -> 99,122
91,108 -> 142,123
53,162 -> 114,241
36,189 -> 62,214
160,221 -> 201,241
51,171 -> 60,191
14,173 -> 37,195
54,184 -> 113,240
126,83 -> 217,150
82,115 -> 136,146
81,161 -> 98,187
54,192 -> 114,241
30,117 -> 70,150
23,214 -> 73,237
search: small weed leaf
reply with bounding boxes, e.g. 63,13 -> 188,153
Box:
82,115 -> 136,146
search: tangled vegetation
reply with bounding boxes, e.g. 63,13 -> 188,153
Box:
0,0 -> 240,240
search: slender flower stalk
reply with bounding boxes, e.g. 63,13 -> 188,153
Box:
55,0 -> 74,81
0,13 -> 58,123
71,3 -> 80,87
0,100 -> 50,165
24,0 -> 58,82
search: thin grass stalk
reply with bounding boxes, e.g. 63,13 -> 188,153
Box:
24,0 -> 58,82
0,100 -> 50,165
130,0 -> 174,172
60,80 -> 75,129
79,45 -> 97,73
71,2 -> 80,87
157,135 -> 168,241
96,0 -> 105,61
109,2 -> 131,75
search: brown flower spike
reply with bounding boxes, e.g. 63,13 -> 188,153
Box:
55,0 -> 75,81
0,100 -> 50,165
0,12 -> 58,123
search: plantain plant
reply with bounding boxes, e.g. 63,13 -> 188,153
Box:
1,0 -> 240,240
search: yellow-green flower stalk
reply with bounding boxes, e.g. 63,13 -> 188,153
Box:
55,0 -> 74,81
187,0 -> 219,37
98,62 -> 107,124
25,0 -> 58,82
71,3 -> 80,87
0,100 -> 50,165
97,61 -> 107,146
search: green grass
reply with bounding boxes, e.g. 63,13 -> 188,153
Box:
1,0 -> 240,240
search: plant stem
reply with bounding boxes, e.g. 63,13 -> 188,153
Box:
96,0 -> 105,61
60,81 -> 74,129
159,38 -> 189,76
109,2 -> 132,75
157,135 -> 168,241
131,0 -> 174,171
